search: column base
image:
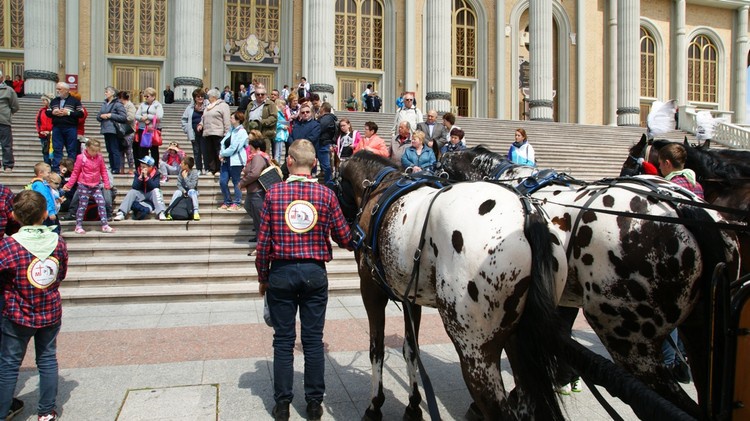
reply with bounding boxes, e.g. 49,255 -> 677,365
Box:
174,76 -> 204,102
23,69 -> 58,96
617,107 -> 640,126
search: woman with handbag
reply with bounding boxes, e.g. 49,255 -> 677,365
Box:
134,87 -> 164,164
238,133 -> 271,253
97,86 -> 128,174
218,111 -> 249,211
197,88 -> 231,176
117,91 -> 137,174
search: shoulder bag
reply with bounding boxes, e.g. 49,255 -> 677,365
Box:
258,161 -> 283,191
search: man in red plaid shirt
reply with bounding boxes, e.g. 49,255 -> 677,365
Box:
0,190 -> 68,421
256,139 -> 353,421
657,143 -> 704,199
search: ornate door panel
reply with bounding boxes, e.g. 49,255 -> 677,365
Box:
337,75 -> 378,110
452,85 -> 472,117
113,64 -> 160,101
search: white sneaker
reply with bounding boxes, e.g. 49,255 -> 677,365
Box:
158,212 -> 167,221
572,378 -> 583,393
556,383 -> 572,395
113,211 -> 126,221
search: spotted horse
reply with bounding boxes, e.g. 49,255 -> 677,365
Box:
439,145 -> 742,419
336,151 -> 570,420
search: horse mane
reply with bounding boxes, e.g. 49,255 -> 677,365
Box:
342,151 -> 398,180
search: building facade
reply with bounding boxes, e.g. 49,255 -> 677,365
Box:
1,0 -> 748,125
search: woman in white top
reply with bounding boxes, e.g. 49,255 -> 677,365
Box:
134,87 -> 164,164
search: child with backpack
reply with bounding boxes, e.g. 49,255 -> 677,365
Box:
166,156 -> 200,221
62,138 -> 115,234
0,190 -> 68,421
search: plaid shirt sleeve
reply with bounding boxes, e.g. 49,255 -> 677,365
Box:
0,186 -> 12,239
255,182 -> 353,283
0,236 -> 68,328
669,175 -> 704,200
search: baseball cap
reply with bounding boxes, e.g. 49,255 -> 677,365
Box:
139,156 -> 155,167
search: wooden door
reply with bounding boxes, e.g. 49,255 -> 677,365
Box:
113,64 -> 161,102
452,85 -> 472,117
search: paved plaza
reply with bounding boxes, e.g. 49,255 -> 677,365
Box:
6,295 -> 695,420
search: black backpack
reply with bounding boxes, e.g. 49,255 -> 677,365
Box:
166,195 -> 194,220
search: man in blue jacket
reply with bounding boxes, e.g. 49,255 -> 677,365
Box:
288,104 -> 320,150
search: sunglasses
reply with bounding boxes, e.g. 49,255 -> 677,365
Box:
300,111 -> 311,114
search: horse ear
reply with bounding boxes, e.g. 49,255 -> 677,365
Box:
639,134 -> 647,144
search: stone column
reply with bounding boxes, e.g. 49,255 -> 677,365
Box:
733,6 -> 749,124
65,0 -> 79,77
404,0 -> 415,94
425,0 -> 452,112
173,0 -> 204,102
24,0 -> 59,95
672,0 -> 687,108
577,0 -> 586,124
616,0 -> 640,126
528,0 -> 554,121
305,0 -> 336,104
607,0 -> 617,125
495,0 -> 506,119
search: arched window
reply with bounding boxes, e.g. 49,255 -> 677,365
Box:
108,0 -> 167,56
0,0 -> 23,50
640,27 -> 656,98
688,34 -> 718,103
453,0 -> 476,78
225,0 -> 280,59
335,0 -> 384,70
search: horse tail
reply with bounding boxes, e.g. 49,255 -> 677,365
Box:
675,205 -> 739,416
514,211 -> 565,421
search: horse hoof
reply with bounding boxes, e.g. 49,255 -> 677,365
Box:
362,408 -> 383,421
465,402 -> 484,421
403,405 -> 422,421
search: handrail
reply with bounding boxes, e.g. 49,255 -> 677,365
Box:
680,106 -> 750,150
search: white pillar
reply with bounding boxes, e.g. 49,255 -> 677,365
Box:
173,0 -> 204,102
672,0 -> 687,107
65,0 -> 79,77
607,0 -> 617,125
616,0 -> 640,126
425,0 -> 452,112
305,0 -> 336,104
529,0 -> 554,121
404,0 -> 416,94
24,0 -> 59,95
577,0 -> 586,124
733,6 -> 748,124
496,0 -> 506,119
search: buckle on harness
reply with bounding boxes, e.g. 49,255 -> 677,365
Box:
413,248 -> 422,261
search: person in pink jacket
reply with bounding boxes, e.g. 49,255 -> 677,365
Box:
62,138 -> 115,234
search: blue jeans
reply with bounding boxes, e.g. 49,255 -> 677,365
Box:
267,260 -> 329,404
317,144 -> 332,186
0,317 -> 61,418
662,329 -> 687,365
219,161 -> 243,205
104,133 -> 122,174
51,126 -> 78,173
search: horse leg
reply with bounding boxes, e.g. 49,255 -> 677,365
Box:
401,304 -> 422,421
584,310 -> 701,417
361,279 -> 389,421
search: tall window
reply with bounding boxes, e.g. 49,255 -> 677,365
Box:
688,35 -> 718,103
108,0 -> 167,56
335,0 -> 384,70
453,0 -> 476,78
0,0 -> 23,49
640,27 -> 656,98
225,0 -> 280,50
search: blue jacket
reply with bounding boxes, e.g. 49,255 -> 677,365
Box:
289,118 -> 321,148
220,125 -> 249,167
31,180 -> 56,217
401,147 -> 437,170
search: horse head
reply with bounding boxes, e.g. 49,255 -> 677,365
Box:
440,145 -> 523,181
337,151 -> 399,222
620,134 -> 649,176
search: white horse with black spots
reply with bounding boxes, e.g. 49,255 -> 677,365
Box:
337,151 -> 570,420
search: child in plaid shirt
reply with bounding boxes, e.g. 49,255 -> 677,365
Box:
0,190 -> 67,421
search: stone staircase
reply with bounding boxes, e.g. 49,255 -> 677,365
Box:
2,98 -> 693,303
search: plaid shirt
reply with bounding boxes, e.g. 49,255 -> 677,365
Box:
0,185 -> 12,238
0,235 -> 68,328
669,175 -> 704,199
255,179 -> 353,283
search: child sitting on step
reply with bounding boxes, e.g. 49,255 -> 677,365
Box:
113,156 -> 167,221
0,189 -> 68,421
62,138 -> 115,234
159,141 -> 186,182
167,156 -> 200,220
28,163 -> 60,234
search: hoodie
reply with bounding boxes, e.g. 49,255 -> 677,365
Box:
0,81 -> 19,126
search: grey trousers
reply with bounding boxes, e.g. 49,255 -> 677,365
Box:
118,189 -> 166,215
0,124 -> 13,170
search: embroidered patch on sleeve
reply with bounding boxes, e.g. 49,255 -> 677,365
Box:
285,200 -> 319,233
